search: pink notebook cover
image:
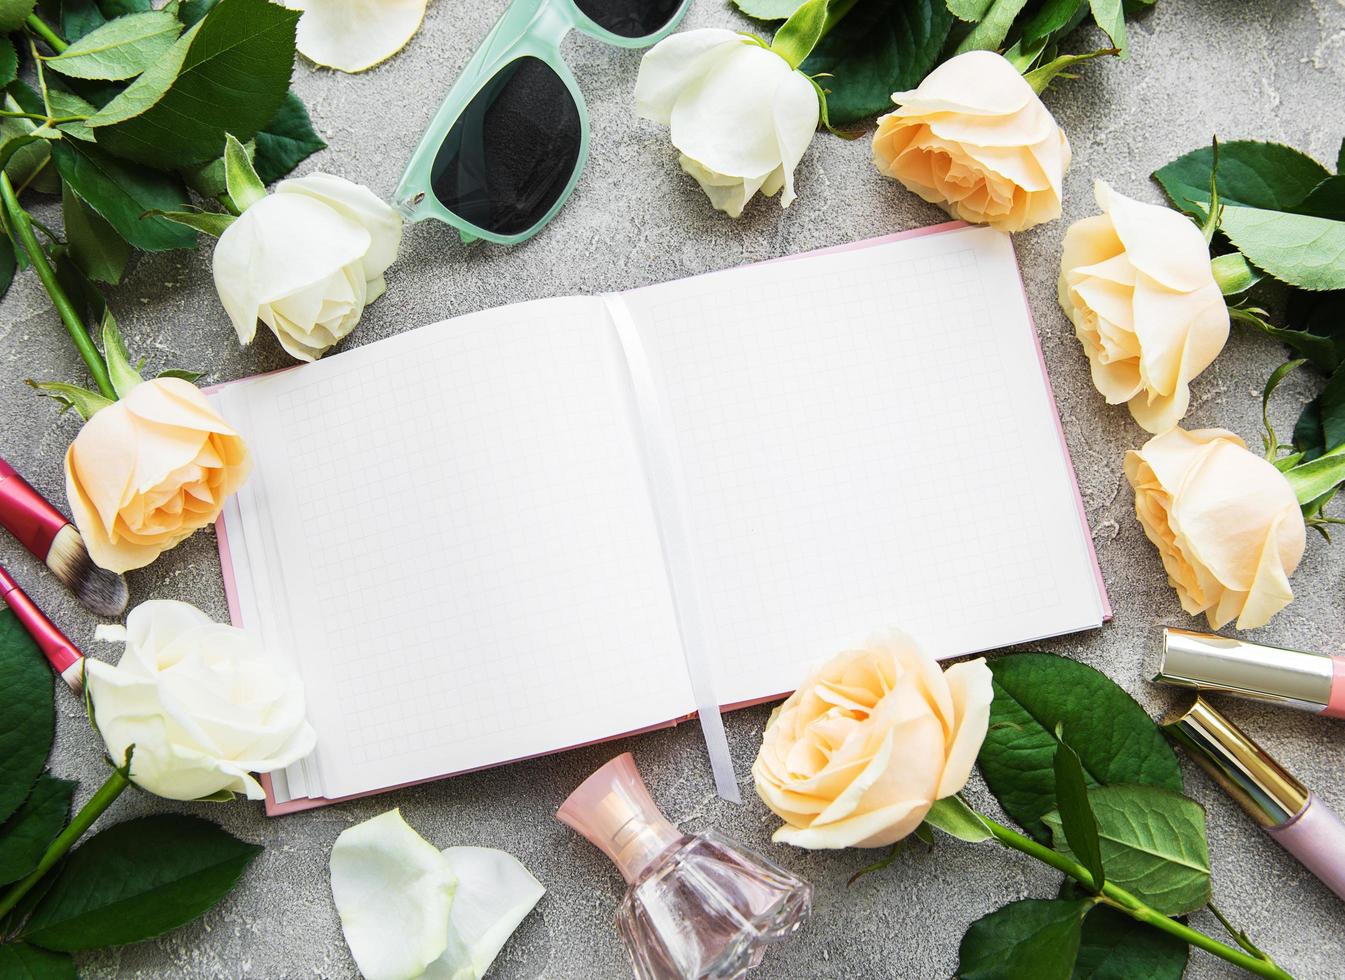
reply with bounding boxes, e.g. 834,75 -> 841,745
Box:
212,221 -> 1112,816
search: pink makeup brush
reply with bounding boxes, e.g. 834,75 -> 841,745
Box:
0,564 -> 84,694
0,457 -> 127,617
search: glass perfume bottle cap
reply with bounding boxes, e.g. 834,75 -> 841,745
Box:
556,753 -> 683,884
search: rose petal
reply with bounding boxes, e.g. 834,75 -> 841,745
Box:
421,847 -> 545,980
634,29 -> 745,125
286,0 -> 427,73
331,809 -> 457,980
278,173 -> 403,277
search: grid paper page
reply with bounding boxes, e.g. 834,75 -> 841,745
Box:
622,226 -> 1105,704
214,297 -> 691,800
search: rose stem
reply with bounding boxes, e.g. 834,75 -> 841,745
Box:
0,767 -> 130,926
0,172 -> 115,399
977,813 -> 1293,980
25,14 -> 67,53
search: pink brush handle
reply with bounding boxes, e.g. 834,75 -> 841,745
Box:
0,458 -> 69,560
1268,794 -> 1345,901
0,564 -> 83,679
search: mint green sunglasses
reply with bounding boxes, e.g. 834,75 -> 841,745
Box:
395,0 -> 691,244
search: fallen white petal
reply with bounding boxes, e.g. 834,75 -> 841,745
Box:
422,847 -> 545,980
286,0 -> 427,73
330,810 -> 457,980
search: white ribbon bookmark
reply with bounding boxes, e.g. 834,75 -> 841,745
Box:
602,293 -> 741,803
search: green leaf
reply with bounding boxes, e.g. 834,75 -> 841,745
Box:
946,0 -> 993,20
0,611 -> 54,827
1022,47 -> 1119,95
0,36 -> 17,88
1284,447 -> 1345,507
1297,175 -> 1345,221
1230,305 -> 1340,374
731,0 -> 805,17
21,814 -> 263,951
1088,0 -> 1127,56
958,898 -> 1089,980
800,0 -> 953,125
88,0 -> 300,168
1337,137 -> 1344,175
1052,732 -> 1104,892
142,206 -> 234,236
25,380 -> 114,419
1220,206 -> 1345,291
1072,905 -> 1187,980
223,132 -> 264,211
157,367 -> 204,382
50,137 -> 195,251
980,654 -> 1182,842
1045,785 -> 1211,916
43,10 -> 182,81
0,230 -> 15,301
61,180 -> 130,284
0,942 -> 75,979
177,0 -> 218,26
46,88 -> 98,142
1021,0 -> 1087,45
0,775 -> 76,886
1154,141 -> 1332,218
1262,358 -> 1307,455
1296,393 -> 1327,459
770,0 -> 828,69
953,0 -> 1029,54
923,795 -> 992,842
252,90 -> 324,183
1209,251 -> 1262,295
0,0 -> 37,33
100,308 -> 143,398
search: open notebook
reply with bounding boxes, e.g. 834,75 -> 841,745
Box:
211,222 -> 1110,815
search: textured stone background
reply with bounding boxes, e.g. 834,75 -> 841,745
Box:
2,0 -> 1344,976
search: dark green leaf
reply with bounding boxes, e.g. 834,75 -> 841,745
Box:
176,0 -> 217,26
1337,137 -> 1344,175
0,775 -> 75,886
143,206 -> 233,237
1021,0 -> 1086,45
50,137 -> 195,251
946,0 -> 993,20
252,90 -> 324,183
0,0 -> 37,33
60,0 -> 108,41
0,36 -> 17,88
22,815 -> 262,951
1230,305 -> 1340,373
980,653 -> 1182,842
61,180 -> 130,284
1296,175 -> 1345,221
43,10 -> 181,81
1287,289 -> 1345,354
1220,206 -> 1345,291
0,231 -> 15,301
25,380 -> 114,419
953,0 -> 1029,54
1072,905 -> 1187,980
1045,785 -> 1211,916
0,942 -> 75,979
800,0 -> 953,125
88,0 -> 300,168
958,898 -> 1089,980
157,367 -> 204,382
923,794 -> 992,842
1296,393 -> 1326,459
0,611 -> 54,827
770,0 -> 828,70
1154,141 -> 1332,217
1052,733 -> 1104,891
1088,0 -> 1126,56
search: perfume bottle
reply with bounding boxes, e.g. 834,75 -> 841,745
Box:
556,753 -> 811,980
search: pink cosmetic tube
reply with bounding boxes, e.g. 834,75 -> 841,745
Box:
1164,698 -> 1345,901
1152,628 -> 1345,719
0,564 -> 84,694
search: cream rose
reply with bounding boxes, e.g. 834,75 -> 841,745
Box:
872,50 -> 1069,232
212,172 -> 402,362
1125,428 -> 1306,630
753,630 -> 992,849
64,377 -> 250,574
635,29 -> 819,218
87,600 -> 316,801
1060,180 -> 1230,433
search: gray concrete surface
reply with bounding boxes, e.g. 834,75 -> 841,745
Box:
2,0 -> 1344,976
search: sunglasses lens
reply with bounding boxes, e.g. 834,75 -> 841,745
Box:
430,57 -> 582,238
572,0 -> 683,38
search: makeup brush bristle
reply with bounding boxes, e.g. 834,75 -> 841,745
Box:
45,524 -> 128,617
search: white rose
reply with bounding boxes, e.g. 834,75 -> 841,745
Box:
86,600 -> 316,801
635,29 -> 819,218
213,172 -> 403,362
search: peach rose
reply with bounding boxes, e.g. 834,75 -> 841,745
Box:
1125,428 -> 1305,630
753,630 -> 992,849
65,378 -> 251,573
872,50 -> 1069,232
1060,181 -> 1229,434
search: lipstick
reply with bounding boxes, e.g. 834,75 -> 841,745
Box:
1151,628 -> 1345,718
0,564 -> 85,694
1163,698 -> 1345,901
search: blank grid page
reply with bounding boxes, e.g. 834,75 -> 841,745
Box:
622,226 -> 1105,704
215,298 -> 690,800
